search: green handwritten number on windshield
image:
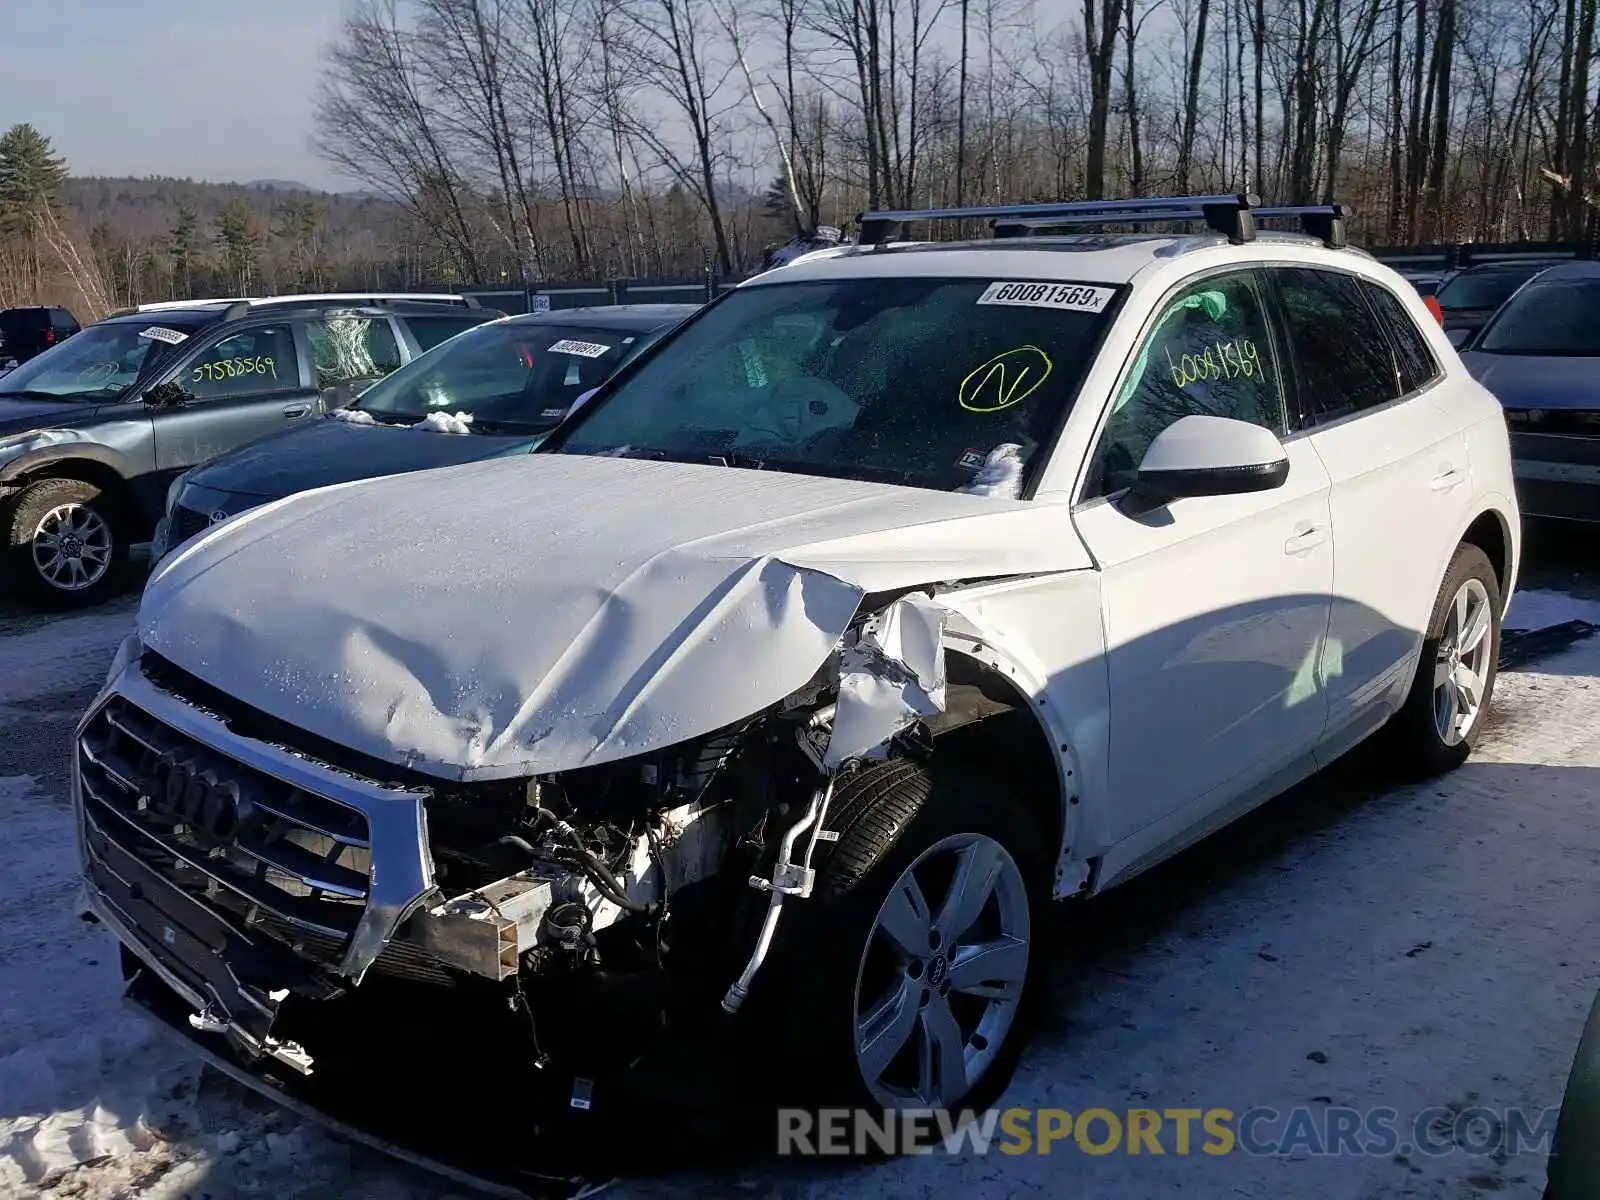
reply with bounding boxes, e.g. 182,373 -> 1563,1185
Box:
1166,338 -> 1261,389
959,345 -> 1054,413
191,356 -> 278,385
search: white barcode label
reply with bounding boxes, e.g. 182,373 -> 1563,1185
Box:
976,281 -> 1115,311
548,339 -> 611,358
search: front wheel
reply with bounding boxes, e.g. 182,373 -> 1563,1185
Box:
1385,543 -> 1502,777
5,477 -> 128,609
767,758 -> 1046,1116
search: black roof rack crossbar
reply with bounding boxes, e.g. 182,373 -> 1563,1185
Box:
1253,204 -> 1349,249
859,194 -> 1262,246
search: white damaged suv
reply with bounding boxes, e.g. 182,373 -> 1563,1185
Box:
77,196 -> 1518,1154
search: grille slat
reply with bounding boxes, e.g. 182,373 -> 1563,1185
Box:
79,697 -> 373,952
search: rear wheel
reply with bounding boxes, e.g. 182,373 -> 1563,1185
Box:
1385,543 -> 1501,776
767,758 -> 1047,1117
5,477 -> 127,609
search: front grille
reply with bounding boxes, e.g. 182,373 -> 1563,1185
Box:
170,504 -> 212,545
78,696 -> 373,959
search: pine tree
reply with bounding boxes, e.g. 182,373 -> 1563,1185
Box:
167,205 -> 200,299
0,123 -> 68,239
215,199 -> 262,294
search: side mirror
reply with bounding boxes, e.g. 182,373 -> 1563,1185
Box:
142,380 -> 193,409
1445,326 -> 1473,350
1127,414 -> 1290,510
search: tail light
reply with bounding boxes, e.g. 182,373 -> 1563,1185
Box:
1423,296 -> 1444,326
44,328 -> 55,345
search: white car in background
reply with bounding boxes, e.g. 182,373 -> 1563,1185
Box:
76,195 -> 1518,1171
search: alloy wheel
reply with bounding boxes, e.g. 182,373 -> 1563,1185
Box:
853,832 -> 1030,1109
31,502 -> 113,592
1433,576 -> 1493,746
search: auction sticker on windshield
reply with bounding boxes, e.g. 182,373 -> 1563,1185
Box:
976,282 -> 1115,312
548,339 -> 612,358
138,326 -> 189,344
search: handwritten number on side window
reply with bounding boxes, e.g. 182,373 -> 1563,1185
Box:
192,356 -> 278,385
1165,339 -> 1261,389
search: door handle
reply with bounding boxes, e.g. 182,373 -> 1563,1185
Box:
282,403 -> 311,419
1430,465 -> 1466,492
1283,522 -> 1328,555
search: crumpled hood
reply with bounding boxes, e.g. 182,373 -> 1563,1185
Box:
1461,352 -> 1600,411
140,453 -> 1087,781
184,415 -> 537,501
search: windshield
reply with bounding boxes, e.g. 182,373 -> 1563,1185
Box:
550,277 -> 1116,491
1436,269 -> 1538,311
0,319 -> 196,399
1475,279 -> 1600,356
353,320 -> 647,431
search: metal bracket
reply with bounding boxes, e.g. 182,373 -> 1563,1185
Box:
747,862 -> 815,898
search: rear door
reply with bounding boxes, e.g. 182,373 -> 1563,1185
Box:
150,320 -> 319,486
1270,267 -> 1473,745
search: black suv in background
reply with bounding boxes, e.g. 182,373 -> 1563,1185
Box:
0,306 -> 80,371
0,294 -> 499,608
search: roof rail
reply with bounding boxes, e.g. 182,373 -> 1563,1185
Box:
246,292 -> 477,309
860,194 -> 1263,246
133,298 -> 250,312
1253,204 -> 1350,249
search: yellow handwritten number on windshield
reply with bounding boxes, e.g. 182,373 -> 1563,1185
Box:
960,345 -> 1054,413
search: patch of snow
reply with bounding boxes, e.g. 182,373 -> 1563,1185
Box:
1506,586 -> 1600,630
413,410 -> 474,435
328,408 -> 377,425
956,443 -> 1025,498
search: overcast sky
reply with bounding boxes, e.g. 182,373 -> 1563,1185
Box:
0,0 -> 346,190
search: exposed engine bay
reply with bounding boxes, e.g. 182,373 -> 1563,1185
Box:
81,590 -> 1027,1179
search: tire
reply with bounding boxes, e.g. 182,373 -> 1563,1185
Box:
765,757 -> 1048,1121
1385,542 -> 1501,777
5,477 -> 128,609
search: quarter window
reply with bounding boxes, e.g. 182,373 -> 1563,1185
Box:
184,325 -> 297,400
306,315 -> 403,390
1085,270 -> 1285,499
1275,269 -> 1400,426
1360,280 -> 1440,395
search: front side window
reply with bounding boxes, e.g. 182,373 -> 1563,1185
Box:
184,324 -> 298,400
352,320 -> 645,433
1361,280 -> 1441,393
1085,270 -> 1285,499
552,276 -> 1117,492
1275,268 -> 1399,426
1474,279 -> 1600,357
306,315 -> 403,389
0,319 -> 203,400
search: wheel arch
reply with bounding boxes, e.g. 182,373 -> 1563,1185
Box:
1456,502 -> 1516,606
937,635 -> 1089,899
2,450 -> 140,531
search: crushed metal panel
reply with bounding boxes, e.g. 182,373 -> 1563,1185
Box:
139,453 -> 1086,783
824,593 -> 950,767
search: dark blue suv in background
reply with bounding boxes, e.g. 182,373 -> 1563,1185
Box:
153,304 -> 698,564
0,294 -> 496,608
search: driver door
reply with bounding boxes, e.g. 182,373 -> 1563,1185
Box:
150,322 -> 320,491
1071,268 -> 1334,858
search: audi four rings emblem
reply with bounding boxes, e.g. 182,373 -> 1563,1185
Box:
209,510 -> 229,525
146,753 -> 243,848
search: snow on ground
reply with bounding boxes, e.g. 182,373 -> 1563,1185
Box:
2,589 -> 1599,1198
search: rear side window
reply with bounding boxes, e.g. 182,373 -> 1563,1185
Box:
50,309 -> 78,331
404,314 -> 487,354
1360,281 -> 1440,394
1274,268 -> 1399,427
306,315 -> 403,389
